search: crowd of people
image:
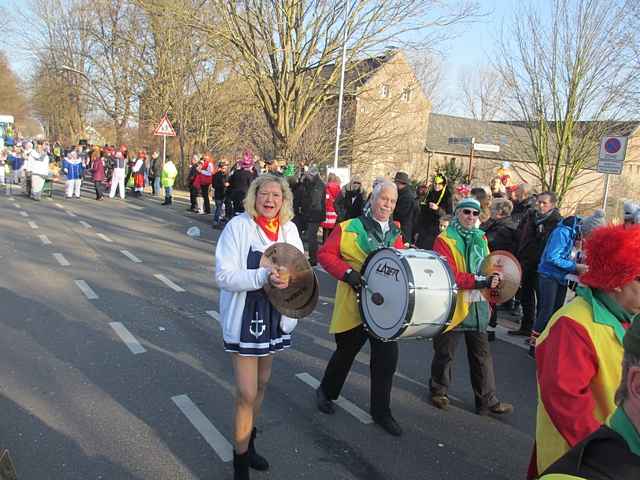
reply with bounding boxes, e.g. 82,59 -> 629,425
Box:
2,138 -> 639,479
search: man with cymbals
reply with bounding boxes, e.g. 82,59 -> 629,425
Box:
528,224 -> 640,478
429,197 -> 514,416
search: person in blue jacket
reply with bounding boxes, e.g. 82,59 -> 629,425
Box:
63,150 -> 85,198
530,210 -> 606,356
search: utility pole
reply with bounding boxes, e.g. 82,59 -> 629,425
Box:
333,1 -> 350,169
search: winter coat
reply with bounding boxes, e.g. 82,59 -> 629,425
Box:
91,158 -> 106,182
516,208 -> 563,272
29,151 -> 50,176
393,186 -> 417,243
213,171 -> 228,200
161,161 -> 178,188
321,181 -> 341,229
301,175 -> 326,223
229,168 -> 255,197
335,186 -> 365,222
511,196 -> 536,227
414,187 -> 453,249
63,157 -> 84,180
149,158 -> 162,179
537,216 -> 581,284
195,161 -> 213,187
481,217 -> 518,254
8,154 -> 23,171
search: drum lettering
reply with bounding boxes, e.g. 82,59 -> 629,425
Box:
375,262 -> 400,281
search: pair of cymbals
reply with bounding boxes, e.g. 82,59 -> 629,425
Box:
260,243 -> 319,319
479,250 -> 522,305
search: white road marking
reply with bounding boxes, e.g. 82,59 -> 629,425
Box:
97,233 -> 113,243
55,203 -> 64,209
148,215 -> 167,223
19,211 -> 28,217
295,372 -> 373,424
66,210 -> 77,217
52,253 -> 70,266
79,220 -> 92,229
13,203 -> 21,208
319,296 -> 335,304
120,250 -> 142,263
109,322 -> 146,354
27,221 -> 38,229
154,274 -> 185,292
74,280 -> 99,299
171,394 -> 233,462
206,310 -> 220,321
38,234 -> 52,245
8,196 -> 14,201
127,204 -> 144,211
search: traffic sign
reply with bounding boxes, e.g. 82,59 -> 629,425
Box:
597,136 -> 627,175
473,143 -> 500,153
154,114 -> 176,137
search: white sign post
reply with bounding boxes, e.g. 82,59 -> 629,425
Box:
598,136 -> 627,209
153,113 -> 177,164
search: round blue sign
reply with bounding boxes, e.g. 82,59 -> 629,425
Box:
605,138 -> 622,154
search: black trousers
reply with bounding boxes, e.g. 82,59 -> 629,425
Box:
320,324 -> 398,418
94,181 -> 104,199
430,330 -> 498,411
306,222 -> 320,263
520,268 -> 539,331
189,185 -> 198,209
200,184 -> 211,214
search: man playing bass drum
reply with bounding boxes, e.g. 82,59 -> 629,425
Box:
315,180 -> 405,437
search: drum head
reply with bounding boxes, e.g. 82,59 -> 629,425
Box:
359,248 -> 412,340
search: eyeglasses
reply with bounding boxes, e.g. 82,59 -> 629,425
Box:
461,209 -> 480,216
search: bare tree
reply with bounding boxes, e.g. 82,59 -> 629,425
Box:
458,66 -> 505,120
495,0 -> 637,203
143,0 -> 480,162
410,51 -> 448,112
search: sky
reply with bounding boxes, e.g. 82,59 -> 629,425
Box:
0,0 -> 521,116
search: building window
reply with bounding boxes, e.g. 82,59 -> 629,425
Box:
401,88 -> 411,102
380,84 -> 390,98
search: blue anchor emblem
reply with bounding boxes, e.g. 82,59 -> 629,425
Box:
250,310 -> 266,338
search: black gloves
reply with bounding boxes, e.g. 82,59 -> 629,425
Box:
343,269 -> 363,291
474,273 -> 500,290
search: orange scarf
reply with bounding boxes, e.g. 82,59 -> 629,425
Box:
255,215 -> 280,241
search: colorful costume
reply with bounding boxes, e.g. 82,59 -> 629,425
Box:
529,224 -> 640,478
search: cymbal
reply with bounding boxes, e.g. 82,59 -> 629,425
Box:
479,250 -> 522,305
269,274 -> 319,319
260,242 -> 318,317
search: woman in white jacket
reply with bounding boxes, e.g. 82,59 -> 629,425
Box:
215,174 -> 303,480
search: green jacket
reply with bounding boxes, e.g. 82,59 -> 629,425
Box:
160,161 -> 177,188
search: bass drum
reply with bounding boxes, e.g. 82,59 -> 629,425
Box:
359,248 -> 457,341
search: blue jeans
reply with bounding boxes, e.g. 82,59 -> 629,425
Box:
214,199 -> 224,223
533,274 -> 567,335
153,177 -> 161,196
165,186 -> 173,197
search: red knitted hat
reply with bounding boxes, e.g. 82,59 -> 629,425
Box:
580,224 -> 640,290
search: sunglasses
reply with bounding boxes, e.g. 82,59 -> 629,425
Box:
461,209 -> 480,216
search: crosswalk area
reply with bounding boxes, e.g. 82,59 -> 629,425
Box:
0,182 -> 536,480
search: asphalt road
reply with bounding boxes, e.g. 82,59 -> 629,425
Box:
0,181 -> 536,480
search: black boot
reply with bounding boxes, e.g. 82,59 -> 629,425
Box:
168,196 -> 172,205
233,450 -> 250,480
248,428 -> 269,471
161,197 -> 170,205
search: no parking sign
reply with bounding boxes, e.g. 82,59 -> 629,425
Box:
597,136 -> 627,174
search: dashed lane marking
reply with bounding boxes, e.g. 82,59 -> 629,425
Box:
97,233 -> 113,243
171,394 -> 233,462
120,250 -> 142,263
109,322 -> 146,354
154,274 -> 185,292
495,325 -> 529,351
52,253 -> 70,266
74,280 -> 99,300
38,234 -> 52,245
206,310 -> 220,321
295,372 -> 373,424
127,204 -> 144,211
27,221 -> 38,229
14,203 -> 21,208
55,203 -> 64,209
19,211 -> 28,217
66,210 -> 77,217
319,296 -> 335,304
79,220 -> 92,229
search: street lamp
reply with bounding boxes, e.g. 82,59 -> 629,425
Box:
333,1 -> 350,170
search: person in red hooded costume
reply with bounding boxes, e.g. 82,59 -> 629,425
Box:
321,173 -> 342,242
